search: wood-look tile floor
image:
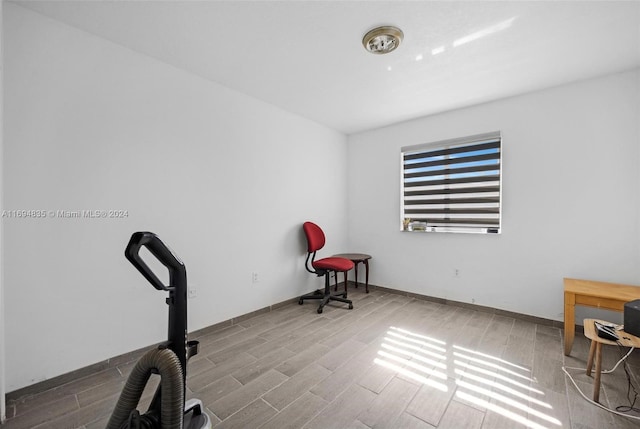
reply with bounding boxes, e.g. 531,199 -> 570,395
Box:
4,288 -> 640,429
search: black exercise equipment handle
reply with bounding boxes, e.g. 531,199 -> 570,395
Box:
125,231 -> 185,291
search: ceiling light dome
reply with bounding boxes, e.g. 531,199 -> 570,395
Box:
362,26 -> 404,54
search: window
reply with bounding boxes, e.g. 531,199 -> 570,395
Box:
401,131 -> 502,234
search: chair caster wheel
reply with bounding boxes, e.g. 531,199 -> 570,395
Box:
348,304 -> 353,310
298,299 -> 303,305
317,307 -> 323,314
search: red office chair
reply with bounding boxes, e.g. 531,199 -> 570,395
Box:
299,222 -> 354,314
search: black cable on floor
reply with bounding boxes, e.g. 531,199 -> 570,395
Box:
615,343 -> 639,414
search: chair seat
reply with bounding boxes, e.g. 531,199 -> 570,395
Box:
313,257 -> 354,272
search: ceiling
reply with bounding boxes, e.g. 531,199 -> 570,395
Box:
12,0 -> 640,134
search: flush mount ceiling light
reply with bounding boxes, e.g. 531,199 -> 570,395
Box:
362,26 -> 404,54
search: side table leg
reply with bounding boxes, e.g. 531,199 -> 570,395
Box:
354,262 -> 359,289
343,271 -> 348,294
564,291 -> 576,355
593,342 -> 602,402
364,259 -> 370,293
586,340 -> 596,376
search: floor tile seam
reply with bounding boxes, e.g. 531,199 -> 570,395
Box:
227,373 -> 246,390
278,361 -> 334,394
76,378 -> 130,409
289,361 -> 338,394
205,325 -> 277,349
367,376 -> 422,424
228,372 -> 293,420
258,396 -> 279,414
261,386 -> 325,420
203,355 -> 219,368
232,359 -> 296,386
353,419 -> 373,429
308,375 -> 358,403
277,321 -> 332,339
281,337 -> 330,356
204,405 -> 222,425
256,325 -> 318,343
481,317 -> 517,345
203,337 -> 270,362
318,312 -> 373,331
193,324 -> 249,345
398,400 -> 439,427
341,300 -> 398,320
9,367 -> 122,411
259,319 -> 332,346
259,389 -> 283,412
314,344 -> 371,374
8,390 -> 82,424
261,312 -> 322,334
239,343 -> 295,365
317,381 -> 378,425
427,387 -> 460,428
318,333 -> 363,352
192,362 -> 244,395
237,308 -> 302,329
278,343 -> 332,368
374,301 -> 429,328
214,396 -> 277,426
289,392 -> 333,429
26,392 -> 116,429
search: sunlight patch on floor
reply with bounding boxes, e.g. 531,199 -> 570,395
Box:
374,326 -> 562,429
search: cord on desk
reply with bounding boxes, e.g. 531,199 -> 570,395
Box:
562,346 -> 640,421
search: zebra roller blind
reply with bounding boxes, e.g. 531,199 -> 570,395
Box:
401,132 -> 502,234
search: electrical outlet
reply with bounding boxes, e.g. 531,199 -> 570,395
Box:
453,268 -> 460,278
252,272 -> 259,283
188,288 -> 197,299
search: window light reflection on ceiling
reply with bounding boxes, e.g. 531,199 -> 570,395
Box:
453,16 -> 517,47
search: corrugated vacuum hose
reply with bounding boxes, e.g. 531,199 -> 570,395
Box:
106,347 -> 184,429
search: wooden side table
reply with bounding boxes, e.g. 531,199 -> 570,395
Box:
332,253 -> 372,293
583,318 -> 640,402
564,278 -> 640,356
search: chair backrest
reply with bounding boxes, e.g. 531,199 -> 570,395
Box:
303,222 -> 326,253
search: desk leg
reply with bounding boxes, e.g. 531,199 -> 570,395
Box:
593,342 -> 602,402
364,259 -> 370,293
564,291 -> 576,356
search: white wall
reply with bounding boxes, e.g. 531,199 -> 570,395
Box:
0,0 -> 6,420
2,4 -> 348,392
347,69 -> 640,322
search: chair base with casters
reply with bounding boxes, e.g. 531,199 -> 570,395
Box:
299,222 -> 354,314
299,268 -> 353,314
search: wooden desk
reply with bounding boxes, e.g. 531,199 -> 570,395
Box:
564,278 -> 640,356
583,318 -> 640,402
